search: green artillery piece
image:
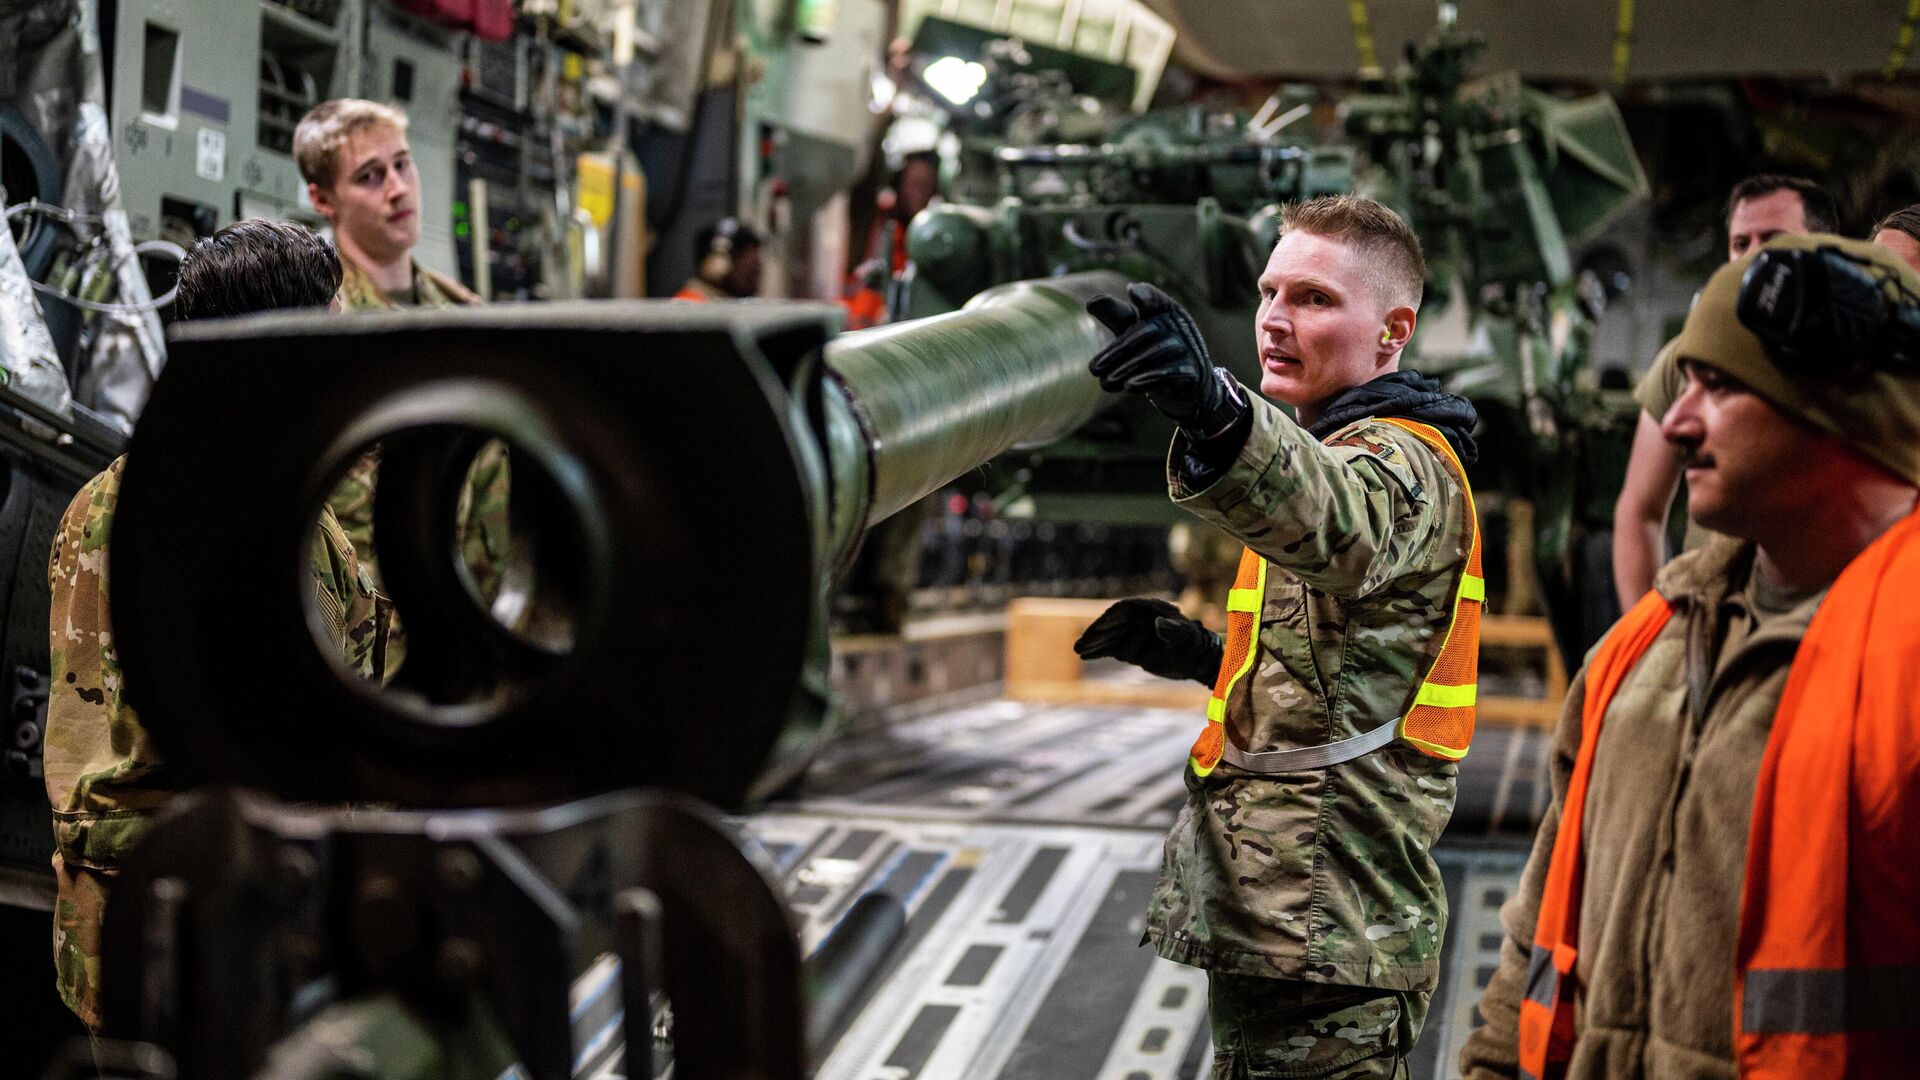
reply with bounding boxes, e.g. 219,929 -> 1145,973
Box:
91,277 -> 1125,1079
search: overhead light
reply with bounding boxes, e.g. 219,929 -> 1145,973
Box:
923,56 -> 988,106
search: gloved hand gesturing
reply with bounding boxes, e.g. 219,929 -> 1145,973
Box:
1073,597 -> 1224,687
1086,283 -> 1245,435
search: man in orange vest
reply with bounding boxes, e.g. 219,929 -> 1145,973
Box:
1462,233 -> 1920,1080
1075,195 -> 1482,1077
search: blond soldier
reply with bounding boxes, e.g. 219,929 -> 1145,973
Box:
1078,196 -> 1481,1078
292,99 -> 507,610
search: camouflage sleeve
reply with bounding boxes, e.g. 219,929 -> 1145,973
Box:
455,439 -> 511,612
327,450 -> 380,574
1457,665 -> 1587,1080
312,505 -> 387,680
1168,384 -> 1460,598
45,462 -> 385,1028
46,458 -> 172,1029
45,457 -> 175,839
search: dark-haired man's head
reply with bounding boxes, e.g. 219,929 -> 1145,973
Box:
172,219 -> 342,322
1872,204 -> 1920,273
894,152 -> 939,223
1725,175 -> 1839,260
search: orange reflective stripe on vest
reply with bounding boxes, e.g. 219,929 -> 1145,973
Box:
1517,589 -> 1673,1080
1377,418 -> 1483,760
1187,419 -> 1481,777
1734,507 -> 1920,1080
1189,547 -> 1265,776
1523,508 -> 1920,1079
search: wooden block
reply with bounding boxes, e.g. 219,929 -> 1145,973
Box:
1480,614 -> 1557,648
1004,597 -> 1113,696
1477,697 -> 1563,729
1476,614 -> 1566,730
1008,679 -> 1210,710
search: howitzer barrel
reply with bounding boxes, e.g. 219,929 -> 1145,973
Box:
820,271 -> 1125,565
110,279 -> 1129,810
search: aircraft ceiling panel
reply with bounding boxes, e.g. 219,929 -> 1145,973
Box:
1142,0 -> 1919,82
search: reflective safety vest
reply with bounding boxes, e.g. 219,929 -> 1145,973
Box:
1521,506 -> 1920,1080
1187,418 -> 1483,777
1517,589 -> 1673,1079
1737,504 -> 1920,1080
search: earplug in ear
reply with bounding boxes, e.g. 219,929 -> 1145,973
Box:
1380,330 -> 1392,345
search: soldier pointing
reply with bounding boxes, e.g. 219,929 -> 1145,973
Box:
1077,194 -> 1481,1077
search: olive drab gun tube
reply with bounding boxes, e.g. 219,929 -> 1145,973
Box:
91,278 -> 1127,1080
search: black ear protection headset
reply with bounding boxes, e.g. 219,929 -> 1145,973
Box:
699,217 -> 762,285
1737,244 -> 1920,380
699,218 -> 742,284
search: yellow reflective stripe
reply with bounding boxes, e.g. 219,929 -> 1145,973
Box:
1459,574 -> 1486,603
1198,560 -> 1266,778
1414,681 -> 1477,710
1398,730 -> 1470,761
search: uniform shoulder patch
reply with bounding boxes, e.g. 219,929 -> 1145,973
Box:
1323,420 -> 1410,465
1323,420 -> 1431,503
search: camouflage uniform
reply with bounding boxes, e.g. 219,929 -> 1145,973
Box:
332,256 -> 511,613
337,257 -> 482,310
44,456 -> 382,1027
1151,389 -> 1472,1076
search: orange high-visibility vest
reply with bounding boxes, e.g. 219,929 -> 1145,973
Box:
1520,508 -> 1920,1080
1735,506 -> 1920,1080
1188,418 -> 1483,777
1517,589 -> 1674,1079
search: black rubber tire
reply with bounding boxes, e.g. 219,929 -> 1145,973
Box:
0,103 -> 61,280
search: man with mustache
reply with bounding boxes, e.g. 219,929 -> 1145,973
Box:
1076,195 -> 1481,1077
1462,234 -> 1920,1080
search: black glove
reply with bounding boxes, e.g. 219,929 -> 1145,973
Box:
1086,283 -> 1245,436
1073,597 -> 1224,686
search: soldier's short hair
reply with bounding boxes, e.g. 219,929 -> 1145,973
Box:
1874,203 -> 1920,244
172,219 -> 342,322
1279,194 -> 1426,310
293,98 -> 410,188
1726,175 -> 1840,234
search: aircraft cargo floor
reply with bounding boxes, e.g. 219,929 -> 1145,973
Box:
567,684 -> 1548,1080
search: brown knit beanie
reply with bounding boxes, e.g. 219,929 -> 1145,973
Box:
1670,232 -> 1920,484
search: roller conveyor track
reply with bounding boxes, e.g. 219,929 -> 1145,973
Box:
552,693 -> 1544,1080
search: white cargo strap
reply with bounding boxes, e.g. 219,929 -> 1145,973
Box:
1219,717 -> 1402,773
